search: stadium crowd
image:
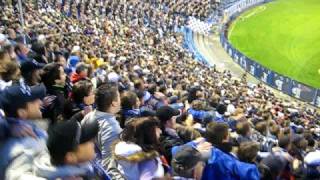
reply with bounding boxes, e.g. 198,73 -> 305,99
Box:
0,0 -> 319,179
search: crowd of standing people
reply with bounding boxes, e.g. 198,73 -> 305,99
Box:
0,0 -> 319,179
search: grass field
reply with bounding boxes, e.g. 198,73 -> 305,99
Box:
228,0 -> 320,88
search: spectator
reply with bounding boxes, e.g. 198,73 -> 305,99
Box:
41,63 -> 67,124
259,155 -> 286,180
70,62 -> 89,84
30,41 -> 48,64
113,117 -> 164,179
20,59 -> 44,86
237,141 -> 259,164
0,61 -> 20,90
64,80 -> 95,121
81,83 -> 122,170
0,83 -> 46,179
35,119 -> 111,179
157,105 -> 183,162
14,43 -> 30,63
202,122 -> 260,180
172,145 -> 205,179
236,121 -> 252,144
120,91 -> 141,127
214,104 -> 227,122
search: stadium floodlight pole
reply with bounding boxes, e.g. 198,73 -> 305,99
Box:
18,0 -> 25,27
17,0 -> 26,44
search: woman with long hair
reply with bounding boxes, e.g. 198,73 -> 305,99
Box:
112,116 -> 164,180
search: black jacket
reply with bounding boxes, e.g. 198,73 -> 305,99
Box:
43,85 -> 67,125
159,130 -> 184,163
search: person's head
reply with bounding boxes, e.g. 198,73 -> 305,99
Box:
216,104 -> 227,116
133,78 -> 144,90
75,62 -> 89,78
121,91 -> 140,110
120,116 -> 161,152
54,53 -> 67,67
236,121 -> 251,137
0,83 -> 46,119
0,61 -> 20,82
47,119 -> 99,166
269,123 -> 280,138
71,80 -> 95,106
278,135 -> 291,150
14,43 -> 29,56
31,41 -> 47,57
20,60 -> 44,86
2,44 -> 16,60
172,146 -> 204,179
205,122 -> 229,145
259,155 -> 286,180
7,28 -> 16,39
42,63 -> 66,88
156,105 -> 180,130
238,141 -> 259,163
95,83 -> 120,114
255,121 -> 267,136
290,135 -> 308,156
304,133 -> 316,150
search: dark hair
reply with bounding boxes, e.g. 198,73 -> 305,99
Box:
278,135 -> 290,149
31,41 -> 46,55
3,102 -> 27,118
238,141 -> 259,163
148,84 -> 157,95
71,80 -> 93,104
304,133 -> 315,147
236,121 -> 251,136
255,121 -> 267,135
216,104 -> 227,115
205,122 -> 229,145
42,63 -> 63,90
95,83 -> 119,112
121,117 -> 160,152
14,43 -> 24,54
75,63 -> 88,74
121,91 -> 138,110
133,79 -> 143,90
22,70 -> 36,86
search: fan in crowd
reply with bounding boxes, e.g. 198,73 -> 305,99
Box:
0,0 -> 319,180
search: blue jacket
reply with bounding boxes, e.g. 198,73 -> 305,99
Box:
187,108 -> 214,123
202,148 -> 260,180
122,109 -> 141,120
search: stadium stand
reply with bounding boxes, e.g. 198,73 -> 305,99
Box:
0,0 -> 319,179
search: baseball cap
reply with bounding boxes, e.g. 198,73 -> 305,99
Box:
156,105 -> 180,122
261,155 -> 286,176
47,119 -> 99,161
0,83 -> 46,115
20,59 -> 44,75
172,145 -> 202,176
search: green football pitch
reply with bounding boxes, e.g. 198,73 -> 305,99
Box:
228,0 -> 320,88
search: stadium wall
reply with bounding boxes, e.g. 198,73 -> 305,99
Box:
182,27 -> 212,67
220,0 -> 320,107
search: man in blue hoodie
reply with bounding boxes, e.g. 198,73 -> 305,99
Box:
202,122 -> 260,180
